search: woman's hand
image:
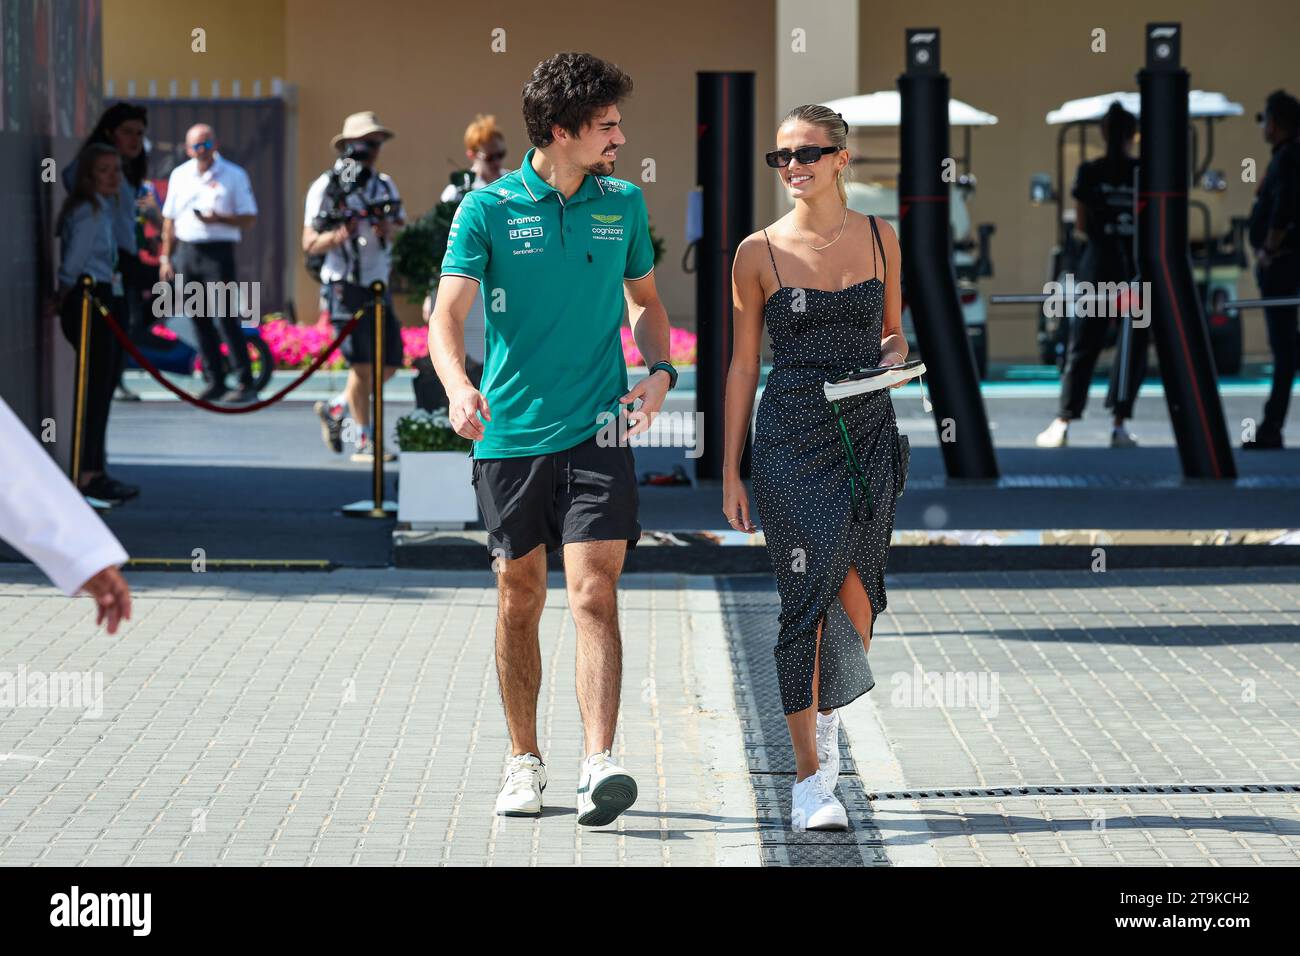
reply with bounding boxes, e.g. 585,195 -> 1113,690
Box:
722,474 -> 758,533
880,351 -> 908,388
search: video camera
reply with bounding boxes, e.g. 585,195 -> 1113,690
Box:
311,155 -> 401,232
311,195 -> 402,234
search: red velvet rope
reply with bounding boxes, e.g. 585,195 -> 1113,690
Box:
93,297 -> 366,414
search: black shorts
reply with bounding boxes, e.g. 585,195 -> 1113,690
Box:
472,430 -> 641,561
327,281 -> 403,367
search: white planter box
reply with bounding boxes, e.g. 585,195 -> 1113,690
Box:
397,451 -> 477,529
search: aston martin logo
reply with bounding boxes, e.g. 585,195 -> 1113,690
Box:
591,214 -> 623,223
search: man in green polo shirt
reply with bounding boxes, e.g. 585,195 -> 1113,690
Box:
429,52 -> 675,827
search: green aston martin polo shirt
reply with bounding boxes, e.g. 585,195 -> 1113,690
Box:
441,146 -> 656,459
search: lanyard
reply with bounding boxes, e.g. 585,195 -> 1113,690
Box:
831,398 -> 873,524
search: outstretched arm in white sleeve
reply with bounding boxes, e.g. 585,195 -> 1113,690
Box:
0,396 -> 132,633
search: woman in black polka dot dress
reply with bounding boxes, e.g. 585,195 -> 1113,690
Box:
723,105 -> 908,830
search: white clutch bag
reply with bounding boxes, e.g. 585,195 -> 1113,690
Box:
823,360 -> 927,401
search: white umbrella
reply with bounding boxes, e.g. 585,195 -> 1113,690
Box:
822,91 -> 999,128
1046,90 -> 1243,124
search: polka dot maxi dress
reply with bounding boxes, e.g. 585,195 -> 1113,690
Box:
750,214 -> 900,716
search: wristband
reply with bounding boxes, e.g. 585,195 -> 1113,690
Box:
649,360 -> 678,389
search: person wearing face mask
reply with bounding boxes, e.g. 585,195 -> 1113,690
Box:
726,105 -> 909,833
304,112 -> 406,462
416,113 -> 507,392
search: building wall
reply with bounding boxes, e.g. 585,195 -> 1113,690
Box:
858,0 -> 1300,360
103,0 -> 777,330
0,0 -> 103,435
103,0 -> 285,92
99,1 -> 1297,361
283,0 -> 776,328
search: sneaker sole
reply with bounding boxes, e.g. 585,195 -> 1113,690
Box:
576,773 -> 638,827
805,818 -> 850,831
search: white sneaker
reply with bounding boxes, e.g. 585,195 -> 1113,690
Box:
495,753 -> 547,817
791,771 -> 849,831
815,710 -> 841,788
1035,418 -> 1069,448
1111,425 -> 1139,448
576,749 -> 638,827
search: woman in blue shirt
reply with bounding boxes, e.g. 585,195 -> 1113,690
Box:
49,142 -> 136,504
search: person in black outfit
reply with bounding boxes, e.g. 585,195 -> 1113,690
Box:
1244,89 -> 1300,450
46,143 -> 136,504
1037,102 -> 1149,448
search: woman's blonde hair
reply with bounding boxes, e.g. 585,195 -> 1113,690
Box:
779,104 -> 850,204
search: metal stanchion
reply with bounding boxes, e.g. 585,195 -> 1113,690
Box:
1223,296 -> 1300,310
343,280 -> 397,518
70,274 -> 111,511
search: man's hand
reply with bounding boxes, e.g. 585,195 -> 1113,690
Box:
617,369 -> 670,439
373,219 -> 401,243
159,258 -> 175,282
448,383 -> 491,441
79,566 -> 132,635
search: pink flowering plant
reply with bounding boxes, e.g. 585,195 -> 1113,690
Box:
621,325 -> 696,367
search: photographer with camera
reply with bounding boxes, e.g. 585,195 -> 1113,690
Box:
303,112 -> 406,461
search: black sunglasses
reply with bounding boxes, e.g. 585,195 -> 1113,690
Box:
479,149 -> 507,162
765,145 -> 841,168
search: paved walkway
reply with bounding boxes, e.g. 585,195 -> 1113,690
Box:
1,566 -> 1297,866
0,569 -> 755,866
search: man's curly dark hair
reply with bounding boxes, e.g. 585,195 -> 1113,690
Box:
521,52 -> 633,149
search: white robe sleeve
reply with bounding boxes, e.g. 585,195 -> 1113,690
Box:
0,396 -> 128,596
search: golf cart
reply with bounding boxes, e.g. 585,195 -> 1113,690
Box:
821,91 -> 998,378
1032,90 -> 1248,374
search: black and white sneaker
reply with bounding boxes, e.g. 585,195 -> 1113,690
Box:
314,400 -> 344,453
576,749 -> 637,827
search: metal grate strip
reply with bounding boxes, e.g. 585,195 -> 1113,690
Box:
717,576 -> 890,867
867,782 -> 1300,801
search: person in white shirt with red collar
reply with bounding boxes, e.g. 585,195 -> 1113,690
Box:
159,124 -> 259,404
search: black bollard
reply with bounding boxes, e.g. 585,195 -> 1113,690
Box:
897,29 -> 998,479
695,72 -> 754,481
1136,23 -> 1235,478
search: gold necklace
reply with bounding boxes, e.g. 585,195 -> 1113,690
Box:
792,204 -> 849,252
